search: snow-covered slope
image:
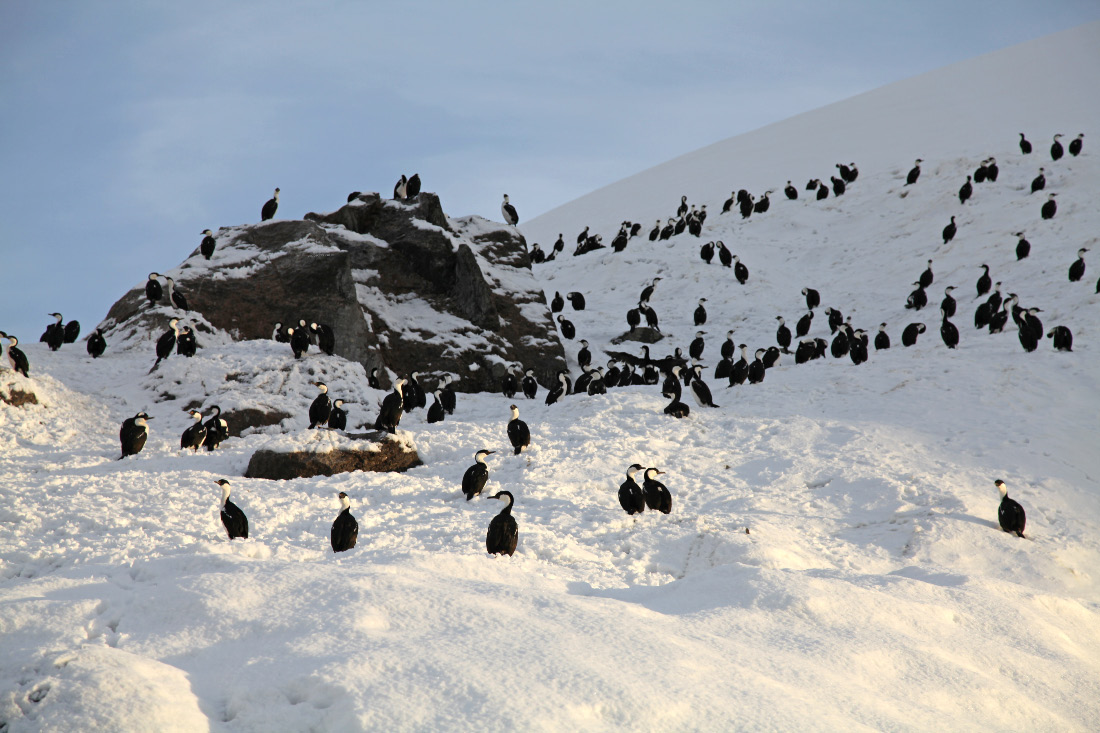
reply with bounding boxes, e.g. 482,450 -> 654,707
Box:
524,21 -> 1100,248
2,23 -> 1100,732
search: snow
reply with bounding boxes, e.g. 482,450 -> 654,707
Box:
3,23 -> 1100,731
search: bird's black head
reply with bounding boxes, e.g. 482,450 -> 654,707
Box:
215,479 -> 230,487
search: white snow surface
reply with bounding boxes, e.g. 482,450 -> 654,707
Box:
3,24 -> 1100,732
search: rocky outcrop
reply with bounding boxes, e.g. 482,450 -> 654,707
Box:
0,384 -> 38,407
97,192 -> 565,392
244,431 -> 420,479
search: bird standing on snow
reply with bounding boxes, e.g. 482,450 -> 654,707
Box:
180,409 -> 207,451
119,412 -> 153,459
462,449 -> 495,501
995,480 -> 1026,538
1068,248 -> 1087,282
151,318 -> 180,371
642,468 -> 671,514
618,464 -> 645,515
328,399 -> 349,430
164,277 -> 189,311
200,229 -> 217,260
374,378 -> 406,434
507,404 -> 531,455
217,479 -> 248,540
1,333 -> 29,376
501,194 -> 519,226
145,273 -> 163,305
486,491 -> 518,556
330,492 -> 358,553
87,328 -> 107,358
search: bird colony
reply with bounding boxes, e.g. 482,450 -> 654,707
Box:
2,25 -> 1100,731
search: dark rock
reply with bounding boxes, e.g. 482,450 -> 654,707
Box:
244,432 -> 420,479
97,192 -> 565,393
222,408 -> 294,438
1,386 -> 38,407
610,327 -> 665,345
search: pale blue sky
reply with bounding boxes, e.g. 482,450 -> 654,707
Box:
2,1 -> 1098,340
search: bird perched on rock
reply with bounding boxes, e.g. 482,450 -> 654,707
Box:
501,194 -> 519,225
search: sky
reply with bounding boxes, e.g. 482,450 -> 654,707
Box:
2,0 -> 1098,342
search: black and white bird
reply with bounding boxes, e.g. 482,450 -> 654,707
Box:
501,194 -> 519,226
642,468 -> 671,514
407,173 -> 422,197
577,340 -> 592,369
462,450 -> 495,501
1030,168 -> 1046,194
874,323 -> 890,350
261,187 -> 280,221
550,292 -> 564,313
1041,193 -> 1057,220
942,216 -> 957,244
394,174 -> 408,199
288,326 -> 310,359
216,479 -> 248,540
2,333 -> 29,377
119,412 -> 152,459
940,308 -> 959,349
689,331 -> 706,360
271,322 -> 289,343
329,399 -> 349,431
311,322 -> 336,356
368,367 -> 382,390
619,464 -> 646,515
976,264 -> 992,299
747,349 -> 766,384
439,375 -> 457,414
958,175 -> 973,204
164,277 -> 189,311
308,382 -> 332,428
700,241 -> 715,264
795,311 -> 814,338
501,365 -> 520,398
145,273 -> 163,305
1068,133 -> 1084,157
663,376 -> 690,418
203,406 -> 229,451
1050,134 -> 1064,161
688,365 -> 719,408
87,328 -> 107,359
940,286 -> 957,318
557,315 -> 575,340
717,241 -> 732,267
901,323 -> 926,347
566,292 -> 586,310
784,180 -> 798,200
545,370 -> 570,406
1046,326 -> 1073,352
486,491 -> 518,556
200,229 -> 217,260
919,259 -> 934,288
330,492 -> 358,553
775,317 -> 792,353
521,369 -> 539,400
1019,133 -> 1032,154
180,409 -> 207,451
176,325 -> 198,357
42,313 -> 64,351
906,282 -> 928,310
905,159 -> 922,185
403,371 -> 427,411
1068,248 -> 1087,282
802,287 -> 820,310
995,480 -> 1025,538
733,255 -> 749,284
374,378 -> 406,434
1014,232 -> 1031,261
152,318 -> 180,371
693,299 -> 707,326
427,391 -> 445,424
507,404 -> 531,455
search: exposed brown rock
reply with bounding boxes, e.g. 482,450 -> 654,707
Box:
1,386 -> 38,407
244,432 -> 420,479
